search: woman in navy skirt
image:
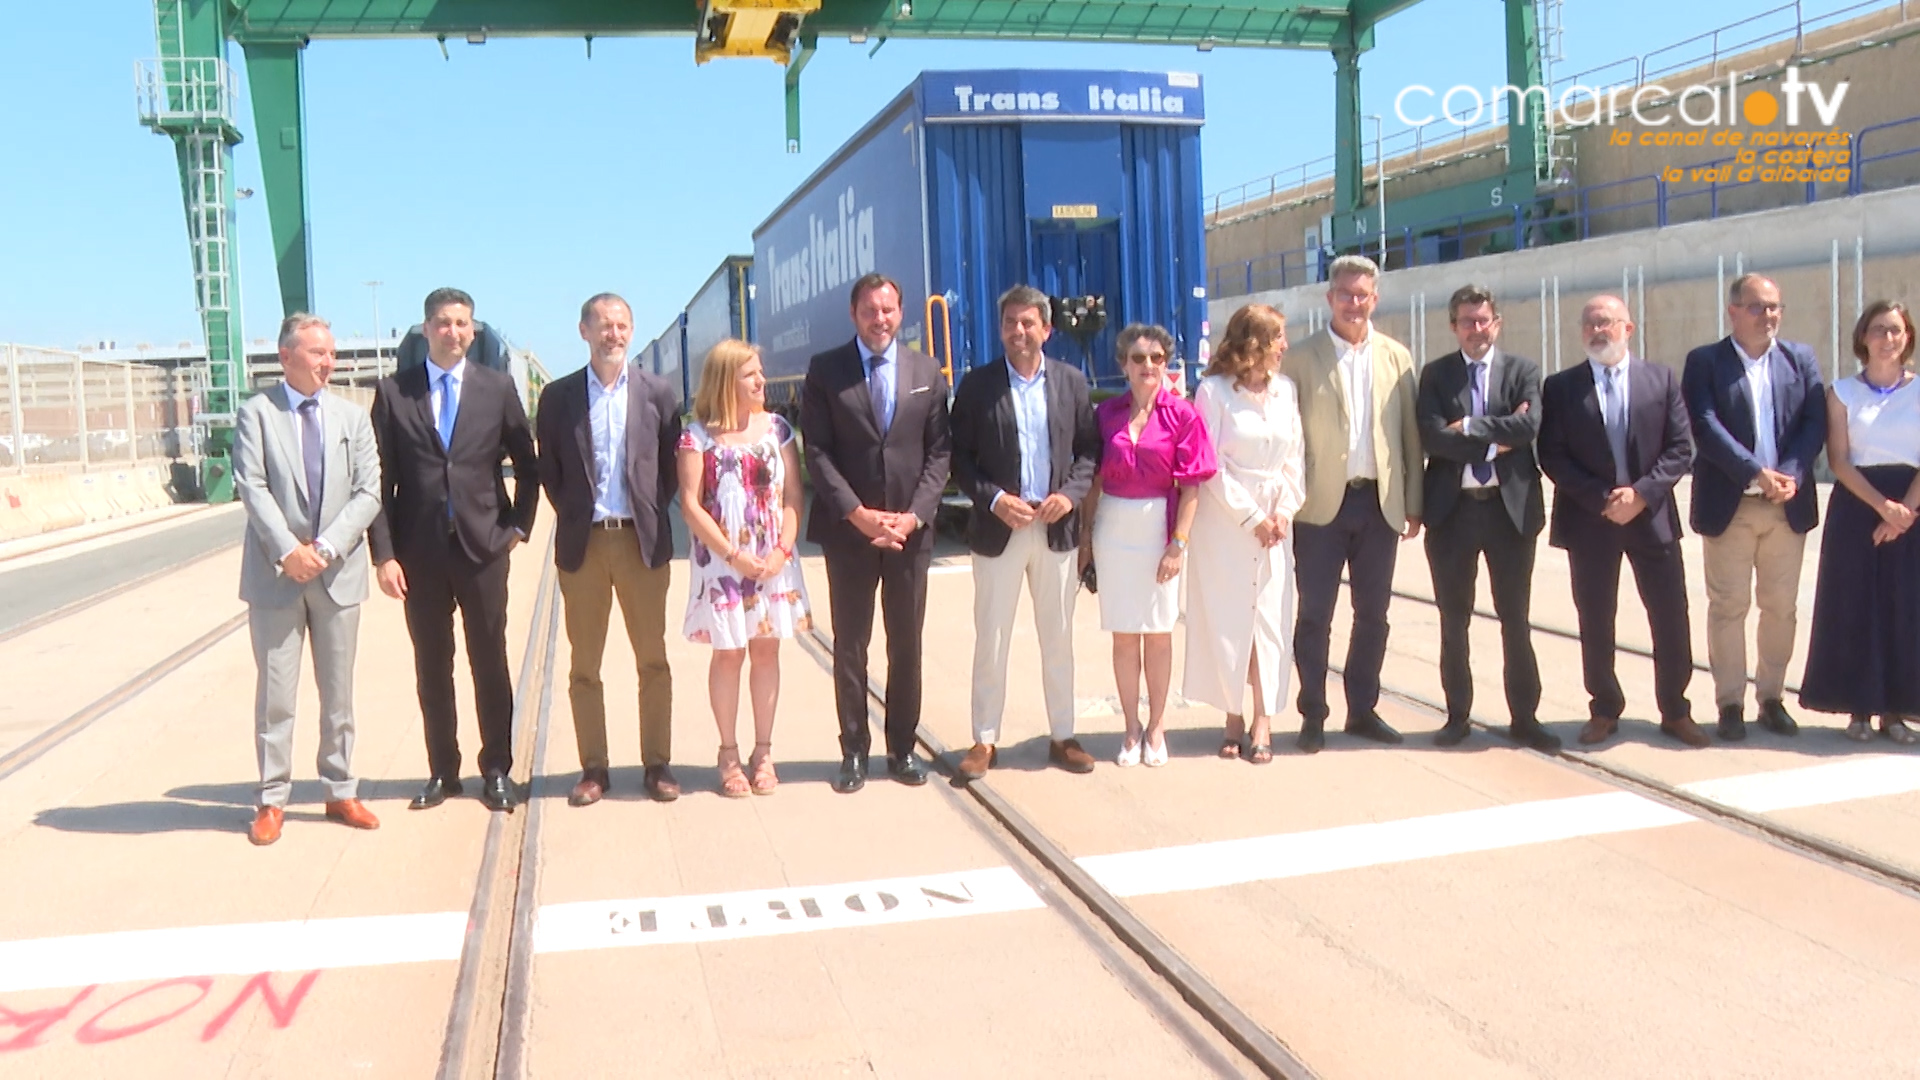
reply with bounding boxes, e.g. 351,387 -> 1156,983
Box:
1799,300 -> 1920,743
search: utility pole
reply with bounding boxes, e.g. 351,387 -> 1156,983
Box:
365,280 -> 384,378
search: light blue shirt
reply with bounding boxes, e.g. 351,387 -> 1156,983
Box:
1007,358 -> 1052,503
857,338 -> 898,435
588,364 -> 631,521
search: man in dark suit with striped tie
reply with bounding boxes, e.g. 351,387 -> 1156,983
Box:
369,288 -> 540,812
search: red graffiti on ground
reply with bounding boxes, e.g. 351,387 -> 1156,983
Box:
0,971 -> 321,1051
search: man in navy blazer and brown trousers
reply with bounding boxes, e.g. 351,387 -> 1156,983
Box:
1539,294 -> 1708,748
537,293 -> 684,806
371,288 -> 540,812
1683,273 -> 1826,742
801,272 -> 951,794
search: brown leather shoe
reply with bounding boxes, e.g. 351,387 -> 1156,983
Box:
1576,716 -> 1618,745
1049,739 -> 1097,774
249,806 -> 283,846
1660,715 -> 1712,748
956,742 -> 997,781
324,798 -> 380,830
568,770 -> 608,807
644,764 -> 681,802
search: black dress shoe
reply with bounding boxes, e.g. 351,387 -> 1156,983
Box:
886,755 -> 929,786
1509,721 -> 1563,753
1758,699 -> 1799,736
480,773 -> 517,812
1717,705 -> 1747,742
409,776 -> 463,810
832,755 -> 867,794
1433,719 -> 1472,747
1296,716 -> 1325,754
1344,712 -> 1404,745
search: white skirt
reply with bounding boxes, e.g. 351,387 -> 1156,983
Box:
1093,494 -> 1180,633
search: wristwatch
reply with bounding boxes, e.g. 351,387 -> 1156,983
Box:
313,538 -> 339,564
1169,535 -> 1188,552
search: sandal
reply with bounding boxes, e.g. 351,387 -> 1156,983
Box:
717,745 -> 750,798
1246,718 -> 1273,764
748,741 -> 779,794
1220,716 -> 1245,760
1884,716 -> 1919,746
1845,715 -> 1875,742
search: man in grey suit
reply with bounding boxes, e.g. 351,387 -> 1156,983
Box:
234,313 -> 386,845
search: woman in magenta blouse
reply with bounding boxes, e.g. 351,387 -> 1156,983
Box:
1078,324 -> 1219,767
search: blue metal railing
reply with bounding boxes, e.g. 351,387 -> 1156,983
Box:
1210,108 -> 1920,298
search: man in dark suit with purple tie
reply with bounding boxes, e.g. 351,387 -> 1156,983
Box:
1538,294 -> 1707,748
370,288 -> 540,812
800,273 -> 952,793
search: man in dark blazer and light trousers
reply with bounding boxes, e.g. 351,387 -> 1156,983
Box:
1539,294 -> 1708,748
801,272 -> 951,794
234,314 -> 385,846
370,288 -> 540,812
1415,285 -> 1560,752
537,293 -> 683,807
1682,273 -> 1826,742
949,285 -> 1103,780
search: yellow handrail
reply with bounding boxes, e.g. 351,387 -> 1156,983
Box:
925,293 -> 953,386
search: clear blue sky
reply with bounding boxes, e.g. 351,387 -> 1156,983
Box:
1,1 -> 1786,373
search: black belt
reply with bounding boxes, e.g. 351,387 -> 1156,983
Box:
1462,487 -> 1502,501
1347,478 -> 1377,489
592,517 -> 634,530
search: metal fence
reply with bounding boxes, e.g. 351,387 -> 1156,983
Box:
0,344 -> 200,470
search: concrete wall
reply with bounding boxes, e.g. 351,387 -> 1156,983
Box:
0,463 -> 184,541
1211,184 -> 1920,384
1207,4 -> 1920,297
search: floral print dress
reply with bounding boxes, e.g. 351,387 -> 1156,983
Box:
681,414 -> 812,648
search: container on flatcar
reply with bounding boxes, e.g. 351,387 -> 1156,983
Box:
751,69 -> 1208,392
682,255 -> 759,411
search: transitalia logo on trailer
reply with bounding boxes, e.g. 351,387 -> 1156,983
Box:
947,82 -> 1190,116
766,186 -> 875,316
1395,66 -> 1848,133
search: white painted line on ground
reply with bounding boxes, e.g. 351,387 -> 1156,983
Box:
1078,791 -> 1693,898
1678,756 -> 1920,813
927,564 -> 973,576
0,911 -> 465,995
2,755 -> 1915,992
533,866 -> 1042,953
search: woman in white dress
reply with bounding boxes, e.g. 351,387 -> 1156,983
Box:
1183,304 -> 1307,763
678,340 -> 812,796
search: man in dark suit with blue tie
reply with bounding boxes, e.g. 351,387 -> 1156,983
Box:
370,288 -> 540,812
801,273 -> 952,793
1539,294 -> 1707,748
1683,274 -> 1826,742
1416,285 -> 1559,752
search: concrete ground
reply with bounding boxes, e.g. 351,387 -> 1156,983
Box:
0,493 -> 1916,1079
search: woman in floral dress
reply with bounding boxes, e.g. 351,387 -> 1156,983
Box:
678,339 -> 811,796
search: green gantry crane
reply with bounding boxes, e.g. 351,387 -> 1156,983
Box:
139,0 -> 1552,501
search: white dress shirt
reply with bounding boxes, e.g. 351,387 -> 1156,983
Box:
1731,337 -> 1779,492
429,357 -> 467,442
1334,324 -> 1377,481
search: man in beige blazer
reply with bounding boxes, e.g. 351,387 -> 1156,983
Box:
1282,254 -> 1423,752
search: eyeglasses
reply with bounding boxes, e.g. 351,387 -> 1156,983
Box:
1453,316 -> 1497,330
1737,302 -> 1783,317
1331,290 -> 1374,305
1865,324 -> 1909,339
1126,352 -> 1169,366
1581,316 -> 1625,331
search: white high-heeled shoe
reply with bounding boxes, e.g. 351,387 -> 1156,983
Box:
1116,739 -> 1143,767
1142,737 -> 1169,768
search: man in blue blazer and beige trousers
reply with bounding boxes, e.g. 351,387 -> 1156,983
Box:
234,313 -> 386,845
1682,273 -> 1826,742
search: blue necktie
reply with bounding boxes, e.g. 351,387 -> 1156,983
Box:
1469,362 -> 1493,485
298,398 -> 324,537
436,370 -> 458,450
868,353 -> 892,436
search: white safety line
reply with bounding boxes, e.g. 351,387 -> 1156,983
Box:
1,755 -> 1914,993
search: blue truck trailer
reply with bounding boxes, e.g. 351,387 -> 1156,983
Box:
753,68 -> 1209,391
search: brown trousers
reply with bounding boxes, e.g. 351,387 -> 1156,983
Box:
1702,496 -> 1807,708
558,528 -> 673,770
